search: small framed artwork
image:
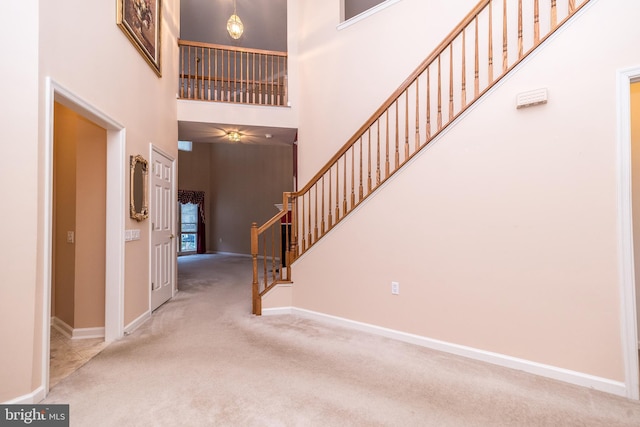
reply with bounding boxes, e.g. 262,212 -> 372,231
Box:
117,0 -> 162,76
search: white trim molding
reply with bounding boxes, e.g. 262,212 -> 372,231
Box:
3,387 -> 45,405
50,317 -> 73,339
338,0 -> 402,30
124,310 -> 151,335
72,327 -> 105,340
265,307 -> 628,397
51,317 -> 105,339
616,65 -> 640,400
262,307 -> 295,316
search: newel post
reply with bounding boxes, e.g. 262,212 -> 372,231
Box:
251,222 -> 261,315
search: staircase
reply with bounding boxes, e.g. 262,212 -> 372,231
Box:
251,0 -> 593,315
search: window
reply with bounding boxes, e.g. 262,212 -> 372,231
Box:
179,203 -> 198,254
344,0 -> 385,20
339,0 -> 401,28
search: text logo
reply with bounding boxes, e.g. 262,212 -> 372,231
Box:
0,405 -> 69,426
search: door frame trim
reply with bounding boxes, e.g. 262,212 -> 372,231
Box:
617,66 -> 640,400
43,78 -> 126,395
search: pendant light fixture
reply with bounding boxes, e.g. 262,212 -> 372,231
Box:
227,131 -> 241,142
227,0 -> 244,40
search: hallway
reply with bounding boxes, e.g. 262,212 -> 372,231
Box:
43,254 -> 640,426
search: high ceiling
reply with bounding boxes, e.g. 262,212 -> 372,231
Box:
177,0 -> 382,147
180,0 -> 287,52
179,0 -> 290,146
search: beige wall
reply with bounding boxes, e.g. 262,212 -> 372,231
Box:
178,142 -> 293,255
0,0 -> 39,402
53,103 -> 107,329
53,105 -> 78,327
292,0 -> 640,384
73,108 -> 107,329
0,0 -> 180,401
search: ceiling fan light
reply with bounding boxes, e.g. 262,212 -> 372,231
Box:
227,14 -> 244,39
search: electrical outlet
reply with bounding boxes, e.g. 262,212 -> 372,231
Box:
66,231 -> 74,243
391,281 -> 400,295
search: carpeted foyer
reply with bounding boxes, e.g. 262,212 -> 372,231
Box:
43,253 -> 640,426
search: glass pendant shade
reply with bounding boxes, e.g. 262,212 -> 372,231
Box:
227,14 -> 243,39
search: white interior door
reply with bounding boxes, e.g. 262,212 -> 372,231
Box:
151,148 -> 175,311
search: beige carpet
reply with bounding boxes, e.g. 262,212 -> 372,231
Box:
43,254 -> 640,426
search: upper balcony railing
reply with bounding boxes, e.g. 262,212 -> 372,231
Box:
178,39 -> 288,107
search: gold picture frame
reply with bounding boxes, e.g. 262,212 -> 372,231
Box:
130,155 -> 149,222
117,0 -> 162,76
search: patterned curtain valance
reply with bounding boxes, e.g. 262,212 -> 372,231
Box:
178,190 -> 206,223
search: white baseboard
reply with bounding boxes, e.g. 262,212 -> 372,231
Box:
266,307 -> 628,398
72,327 -> 105,340
124,310 -> 151,335
262,307 -> 294,316
50,317 -> 72,339
51,317 -> 105,340
212,251 -> 251,258
3,386 -> 45,404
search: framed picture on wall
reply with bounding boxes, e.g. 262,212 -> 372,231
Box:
117,0 -> 162,76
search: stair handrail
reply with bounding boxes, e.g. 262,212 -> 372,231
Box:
297,0 -> 494,195
251,192 -> 294,314
252,0 -> 592,314
296,0 -> 588,196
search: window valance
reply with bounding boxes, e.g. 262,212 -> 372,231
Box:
178,190 -> 205,223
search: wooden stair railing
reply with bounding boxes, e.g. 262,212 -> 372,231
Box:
178,39 -> 288,106
251,193 -> 295,315
252,0 -> 592,315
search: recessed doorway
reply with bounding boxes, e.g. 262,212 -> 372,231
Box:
49,101 -> 108,387
43,78 -> 126,397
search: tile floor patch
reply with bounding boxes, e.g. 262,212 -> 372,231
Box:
49,327 -> 108,388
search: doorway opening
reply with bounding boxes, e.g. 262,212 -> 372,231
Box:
43,78 -> 126,396
49,101 -> 109,387
617,67 -> 640,401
